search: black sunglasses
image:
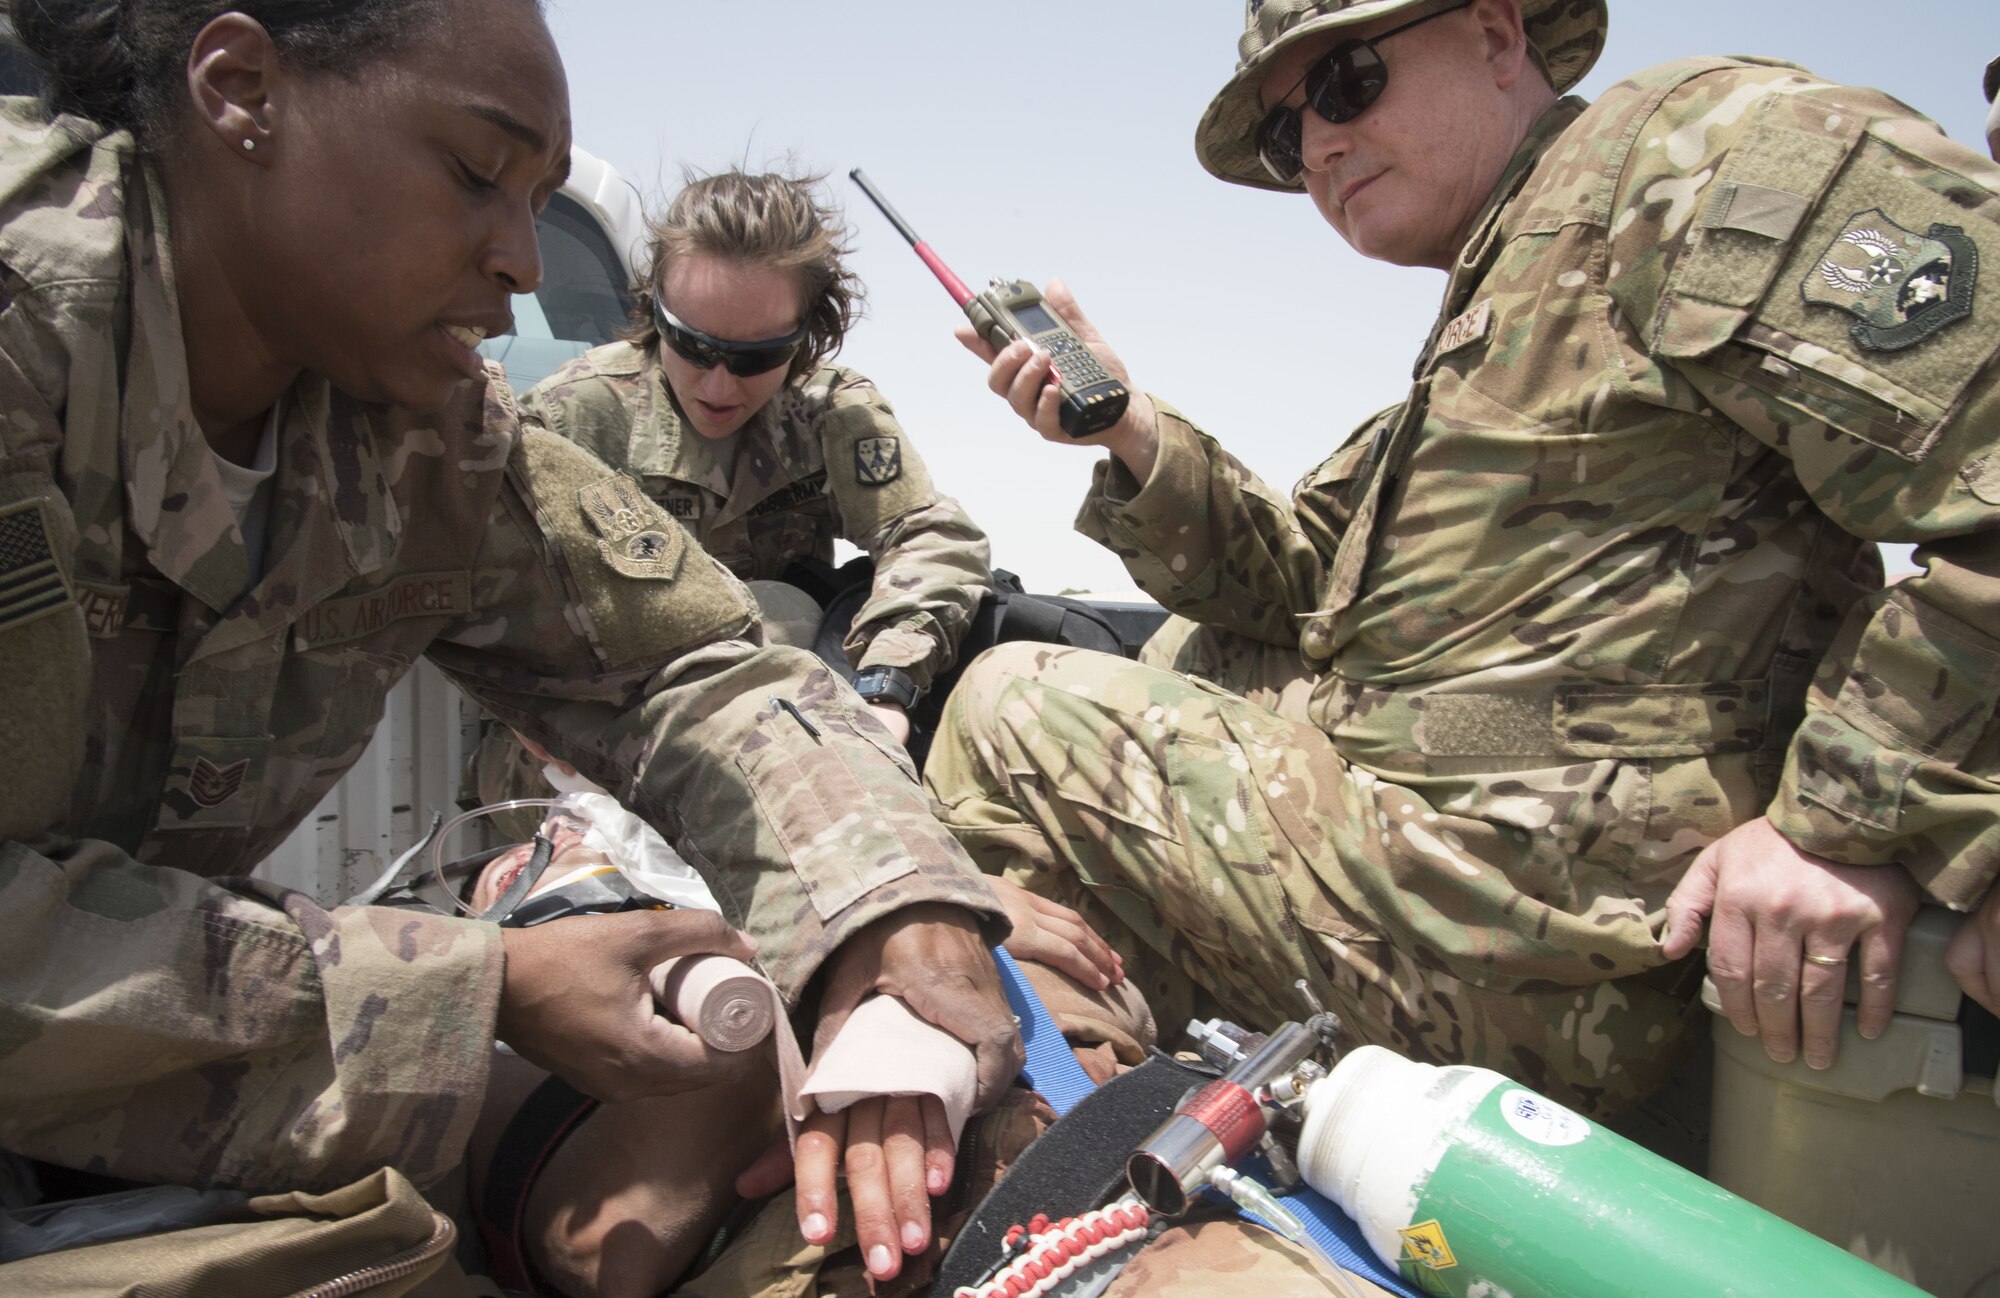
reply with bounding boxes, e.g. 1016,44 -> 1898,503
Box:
1254,0 -> 1473,185
653,298 -> 807,377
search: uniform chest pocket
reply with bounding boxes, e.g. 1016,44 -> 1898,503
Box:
1294,406 -> 1396,544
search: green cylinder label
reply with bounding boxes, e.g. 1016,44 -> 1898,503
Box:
1397,1086 -> 1926,1298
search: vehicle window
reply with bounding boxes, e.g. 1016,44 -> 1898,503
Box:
529,192 -> 633,345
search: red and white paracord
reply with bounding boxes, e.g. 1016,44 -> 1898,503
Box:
952,1198 -> 1153,1298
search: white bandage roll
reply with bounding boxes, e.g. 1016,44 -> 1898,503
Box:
649,954 -> 777,1052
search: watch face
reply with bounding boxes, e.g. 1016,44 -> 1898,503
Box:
854,667 -> 915,707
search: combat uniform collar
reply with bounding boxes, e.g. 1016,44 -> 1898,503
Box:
645,353 -> 824,529
647,363 -> 737,498
1417,96 -> 1587,377
118,154 -> 402,635
0,103 -> 110,223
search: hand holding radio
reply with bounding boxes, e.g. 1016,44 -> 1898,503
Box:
955,277 -> 1159,470
848,169 -> 1156,475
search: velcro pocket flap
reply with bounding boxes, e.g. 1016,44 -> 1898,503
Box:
1652,108 -> 1861,359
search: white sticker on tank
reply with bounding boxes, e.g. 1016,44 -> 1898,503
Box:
1499,1090 -> 1588,1147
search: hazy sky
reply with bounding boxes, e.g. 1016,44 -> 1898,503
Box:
541,2 -> 1998,592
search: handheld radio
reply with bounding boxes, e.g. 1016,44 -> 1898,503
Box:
848,168 -> 1131,439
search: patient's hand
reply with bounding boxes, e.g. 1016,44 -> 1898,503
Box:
731,902 -> 1014,1283
735,1093 -> 956,1283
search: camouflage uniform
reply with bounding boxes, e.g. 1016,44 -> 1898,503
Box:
470,341 -> 993,808
521,342 -> 991,688
0,107 -> 1000,1197
929,59 -> 2000,1116
1135,407 -> 1407,723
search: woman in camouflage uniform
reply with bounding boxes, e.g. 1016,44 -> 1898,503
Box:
470,170 -> 994,813
0,1 -> 1017,1291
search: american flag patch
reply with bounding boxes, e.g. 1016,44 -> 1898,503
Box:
0,499 -> 72,632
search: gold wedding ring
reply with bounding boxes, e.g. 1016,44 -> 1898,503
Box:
1803,952 -> 1848,967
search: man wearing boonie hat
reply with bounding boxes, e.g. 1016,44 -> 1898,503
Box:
928,0 -> 2000,1115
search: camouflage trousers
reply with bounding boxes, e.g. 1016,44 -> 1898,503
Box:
925,644 -> 1702,1118
1138,615 -> 1318,723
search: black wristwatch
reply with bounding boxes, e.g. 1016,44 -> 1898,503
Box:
852,664 -> 920,711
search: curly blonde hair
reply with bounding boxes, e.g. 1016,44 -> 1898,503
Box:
627,169 -> 864,383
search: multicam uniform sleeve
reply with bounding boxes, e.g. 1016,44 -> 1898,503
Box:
426,421 -> 1004,1002
1605,62 -> 2000,911
0,279 -> 502,1194
815,371 -> 992,693
1073,397 -> 1377,646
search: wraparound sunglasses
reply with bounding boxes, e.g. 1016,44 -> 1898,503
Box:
653,297 -> 807,377
1255,0 -> 1474,184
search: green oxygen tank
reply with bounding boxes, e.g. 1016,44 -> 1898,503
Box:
1296,1045 -> 1929,1298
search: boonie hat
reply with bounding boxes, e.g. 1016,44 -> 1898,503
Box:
1195,0 -> 1609,191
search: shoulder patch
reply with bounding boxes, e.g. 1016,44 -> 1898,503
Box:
0,497 -> 72,632
514,427 -> 755,671
854,437 -> 902,486
1801,209 -> 1976,352
579,474 -> 687,581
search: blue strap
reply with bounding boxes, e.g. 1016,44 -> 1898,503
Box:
992,946 -> 1099,1117
989,948 -> 1425,1298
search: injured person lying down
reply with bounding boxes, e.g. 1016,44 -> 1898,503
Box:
431,784 -> 1378,1298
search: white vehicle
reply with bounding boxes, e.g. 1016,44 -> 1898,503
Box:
477,146 -> 648,396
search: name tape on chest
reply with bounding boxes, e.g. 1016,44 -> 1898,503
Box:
659,486 -> 705,523
746,472 -> 830,519
78,584 -> 125,637
1435,300 -> 1493,358
294,571 -> 472,650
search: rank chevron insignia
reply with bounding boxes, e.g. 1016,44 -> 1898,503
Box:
1801,208 -> 1977,351
188,755 -> 251,808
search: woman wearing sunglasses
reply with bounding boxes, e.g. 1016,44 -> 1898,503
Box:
0,1 -> 1017,1291
519,169 -> 992,752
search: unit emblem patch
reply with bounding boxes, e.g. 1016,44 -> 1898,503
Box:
855,437 -> 902,486
578,474 -> 686,581
1801,209 -> 1976,351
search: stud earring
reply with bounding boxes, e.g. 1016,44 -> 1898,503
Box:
242,138 -> 256,151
